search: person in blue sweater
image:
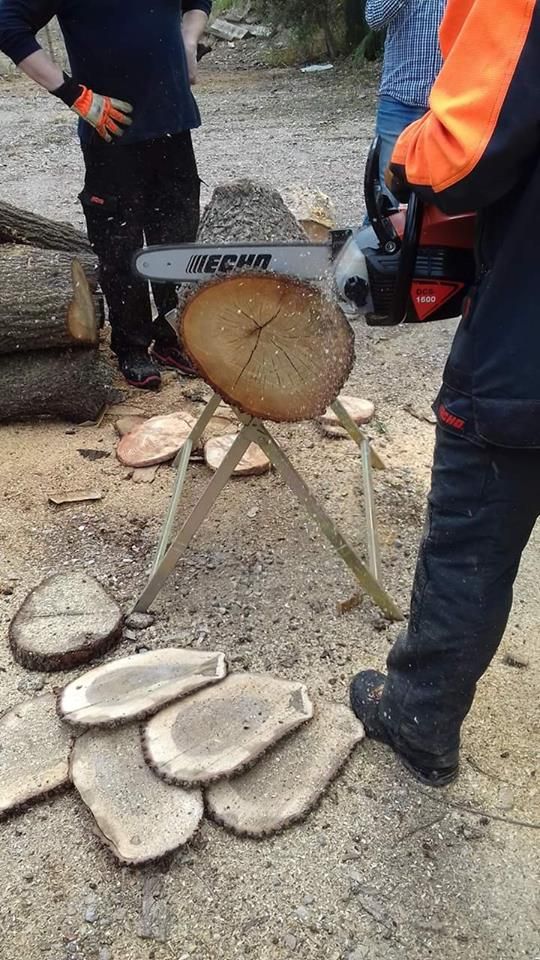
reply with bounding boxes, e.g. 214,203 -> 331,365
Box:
365,0 -> 445,204
0,0 -> 211,389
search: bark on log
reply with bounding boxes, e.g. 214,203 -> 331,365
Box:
0,246 -> 102,353
0,348 -> 122,423
180,180 -> 355,422
197,179 -> 307,243
0,199 -> 91,254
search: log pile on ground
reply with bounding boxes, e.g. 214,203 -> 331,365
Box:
0,202 -> 118,423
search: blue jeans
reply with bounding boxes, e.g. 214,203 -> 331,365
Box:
379,427 -> 540,767
365,96 -> 425,218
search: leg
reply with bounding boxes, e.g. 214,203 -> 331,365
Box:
352,428 -> 540,777
143,133 -> 200,349
80,143 -> 155,358
374,96 -> 425,203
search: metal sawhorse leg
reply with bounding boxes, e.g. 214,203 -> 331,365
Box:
133,393 -> 403,621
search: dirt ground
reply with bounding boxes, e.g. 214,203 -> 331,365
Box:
0,46 -> 538,960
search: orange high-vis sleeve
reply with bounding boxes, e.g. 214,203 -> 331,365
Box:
392,0 -> 540,213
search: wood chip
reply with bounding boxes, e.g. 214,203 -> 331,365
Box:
206,702 -> 364,836
58,648 -> 227,727
0,694 -> 72,817
143,672 -> 313,786
204,435 -> 270,477
48,489 -> 104,506
71,725 -> 203,865
116,412 -> 197,468
9,573 -> 123,672
320,395 -> 375,437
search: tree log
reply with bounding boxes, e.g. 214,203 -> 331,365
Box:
180,180 -> 355,422
197,179 -> 307,243
0,199 -> 91,254
0,246 -> 102,353
0,348 -> 122,423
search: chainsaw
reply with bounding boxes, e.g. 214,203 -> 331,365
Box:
134,139 -> 476,327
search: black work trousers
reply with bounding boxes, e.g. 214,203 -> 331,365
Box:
380,427 -> 540,769
80,132 -> 200,356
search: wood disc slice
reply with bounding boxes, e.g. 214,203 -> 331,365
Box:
0,694 -> 72,817
204,434 -> 270,476
116,412 -> 197,468
320,395 -> 375,437
181,274 -> 354,423
58,648 -> 227,727
206,702 -> 364,836
142,672 -> 313,786
9,573 -> 123,672
71,725 -> 204,865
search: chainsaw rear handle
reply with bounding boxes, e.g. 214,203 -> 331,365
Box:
364,136 -> 425,325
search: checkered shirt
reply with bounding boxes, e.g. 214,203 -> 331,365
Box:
365,0 -> 446,108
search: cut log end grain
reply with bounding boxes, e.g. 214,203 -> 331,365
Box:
71,725 -> 204,865
204,434 -> 270,476
142,672 -> 314,787
58,648 -> 227,728
0,694 -> 72,818
0,246 -> 100,354
9,573 -> 123,672
206,702 -> 364,837
116,412 -> 197,468
181,274 -> 355,423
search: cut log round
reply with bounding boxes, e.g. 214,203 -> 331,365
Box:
9,573 -> 123,672
0,200 -> 92,254
0,348 -> 121,423
204,434 -> 270,476
320,395 -> 375,437
198,179 -> 307,244
142,672 -> 314,786
181,274 -> 354,422
116,411 -> 197,468
0,694 -> 72,818
206,702 -> 364,837
58,648 -> 227,727
0,247 -> 101,353
71,725 -> 204,865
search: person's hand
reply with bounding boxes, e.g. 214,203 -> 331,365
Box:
384,164 -> 411,203
72,88 -> 133,141
183,34 -> 199,85
52,75 -> 133,141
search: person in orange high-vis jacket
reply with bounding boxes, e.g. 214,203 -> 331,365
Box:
350,0 -> 540,786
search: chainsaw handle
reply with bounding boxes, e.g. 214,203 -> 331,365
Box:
391,192 -> 424,325
364,138 -> 400,253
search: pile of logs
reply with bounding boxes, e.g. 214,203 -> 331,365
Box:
0,201 -> 120,422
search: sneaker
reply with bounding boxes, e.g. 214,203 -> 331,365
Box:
118,350 -> 161,390
151,342 -> 198,378
350,670 -> 459,787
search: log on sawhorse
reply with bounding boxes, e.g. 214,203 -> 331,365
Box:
132,393 -> 403,621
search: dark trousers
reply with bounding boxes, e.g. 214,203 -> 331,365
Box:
80,132 -> 200,356
380,427 -> 540,768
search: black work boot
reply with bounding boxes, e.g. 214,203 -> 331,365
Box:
151,340 -> 198,378
118,349 -> 161,390
350,670 -> 459,787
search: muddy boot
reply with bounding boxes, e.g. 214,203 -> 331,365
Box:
350,670 -> 459,788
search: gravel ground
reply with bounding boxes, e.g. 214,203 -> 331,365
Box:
0,46 -> 538,960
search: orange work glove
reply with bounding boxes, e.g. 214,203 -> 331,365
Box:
52,74 -> 133,142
